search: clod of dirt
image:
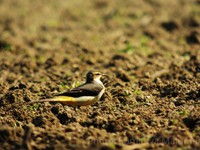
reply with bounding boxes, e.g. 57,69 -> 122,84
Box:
186,88 -> 200,100
29,84 -> 41,93
182,117 -> 199,131
161,21 -> 179,32
183,18 -> 200,28
51,106 -> 60,115
0,127 -> 24,149
112,54 -> 129,61
22,125 -> 32,150
126,131 -> 142,144
44,57 -> 63,69
135,95 -> 146,102
114,70 -> 130,82
186,31 -> 200,44
32,113 -> 61,128
0,39 -> 12,51
57,113 -> 75,125
4,92 -> 16,104
32,116 -> 44,127
149,132 -> 175,146
160,84 -> 180,98
9,81 -> 27,90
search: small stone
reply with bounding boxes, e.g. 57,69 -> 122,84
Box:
144,72 -> 151,78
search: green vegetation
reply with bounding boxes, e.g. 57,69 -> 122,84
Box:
133,88 -> 142,96
27,103 -> 40,111
123,90 -> 131,97
106,143 -> 116,149
60,81 -> 82,91
118,35 -> 153,56
0,40 -> 13,51
41,77 -> 47,82
179,110 -> 190,116
118,42 -> 135,54
170,119 -> 179,125
37,92 -> 44,96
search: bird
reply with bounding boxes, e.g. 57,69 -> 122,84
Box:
28,71 -> 106,106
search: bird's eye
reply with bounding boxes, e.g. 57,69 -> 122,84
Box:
96,73 -> 100,75
90,73 -> 93,77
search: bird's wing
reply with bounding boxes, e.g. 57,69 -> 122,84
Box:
57,83 -> 103,97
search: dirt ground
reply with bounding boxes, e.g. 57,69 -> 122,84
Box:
0,0 -> 200,149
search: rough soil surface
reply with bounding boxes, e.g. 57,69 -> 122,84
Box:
0,0 -> 200,150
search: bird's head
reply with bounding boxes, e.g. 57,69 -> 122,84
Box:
86,71 -> 105,83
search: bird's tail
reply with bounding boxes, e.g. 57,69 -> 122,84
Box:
28,96 -> 77,105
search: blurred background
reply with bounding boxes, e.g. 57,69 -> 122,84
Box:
0,0 -> 199,149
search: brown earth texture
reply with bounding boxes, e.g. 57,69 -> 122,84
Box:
0,0 -> 200,150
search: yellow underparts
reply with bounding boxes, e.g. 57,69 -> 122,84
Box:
40,96 -> 97,106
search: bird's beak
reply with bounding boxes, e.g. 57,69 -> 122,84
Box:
102,73 -> 107,76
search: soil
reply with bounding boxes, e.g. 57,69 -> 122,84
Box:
0,0 -> 200,150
